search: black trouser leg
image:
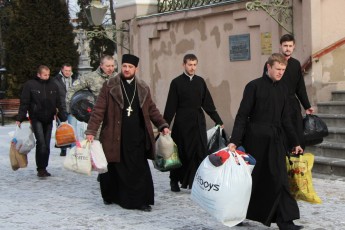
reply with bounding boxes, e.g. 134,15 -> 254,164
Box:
31,120 -> 52,170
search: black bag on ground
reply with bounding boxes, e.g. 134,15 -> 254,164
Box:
70,90 -> 96,123
207,126 -> 229,154
303,114 -> 328,146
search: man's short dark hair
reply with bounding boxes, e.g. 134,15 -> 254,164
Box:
183,54 -> 198,64
61,63 -> 72,69
280,34 -> 295,44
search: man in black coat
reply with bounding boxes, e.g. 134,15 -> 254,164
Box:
53,63 -> 78,156
17,65 -> 67,177
229,53 -> 304,230
264,34 -> 314,149
164,53 -> 223,192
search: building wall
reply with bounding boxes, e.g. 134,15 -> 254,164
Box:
307,0 -> 345,104
115,0 -> 345,131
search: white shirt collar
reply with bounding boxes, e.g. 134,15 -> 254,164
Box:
126,78 -> 134,84
184,71 -> 194,81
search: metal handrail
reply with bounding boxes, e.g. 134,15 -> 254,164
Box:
301,37 -> 345,75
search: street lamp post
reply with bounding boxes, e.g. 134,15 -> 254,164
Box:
84,0 -> 130,53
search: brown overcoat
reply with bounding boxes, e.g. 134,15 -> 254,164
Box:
85,74 -> 168,163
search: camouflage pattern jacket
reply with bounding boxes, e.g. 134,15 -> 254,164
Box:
66,67 -> 117,112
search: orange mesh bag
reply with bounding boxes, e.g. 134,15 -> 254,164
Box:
55,123 -> 77,147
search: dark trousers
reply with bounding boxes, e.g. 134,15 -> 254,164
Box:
31,120 -> 53,170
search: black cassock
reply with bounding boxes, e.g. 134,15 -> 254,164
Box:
164,74 -> 222,189
264,57 -> 311,149
100,78 -> 154,209
230,74 -> 300,226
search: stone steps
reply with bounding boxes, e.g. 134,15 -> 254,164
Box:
310,142 -> 345,177
324,127 -> 345,142
331,90 -> 345,101
317,114 -> 345,127
317,101 -> 345,114
312,90 -> 345,177
313,156 -> 345,176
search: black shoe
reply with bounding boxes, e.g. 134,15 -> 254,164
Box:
103,200 -> 112,205
288,221 -> 304,230
137,205 -> 152,212
37,169 -> 51,177
170,181 -> 180,192
277,221 -> 304,230
60,149 -> 66,156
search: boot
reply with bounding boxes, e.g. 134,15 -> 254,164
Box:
60,149 -> 67,156
170,180 -> 180,192
37,169 -> 51,177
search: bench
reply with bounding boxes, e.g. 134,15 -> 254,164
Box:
0,98 -> 20,126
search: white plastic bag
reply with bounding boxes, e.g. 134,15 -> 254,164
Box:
63,140 -> 92,175
207,125 -> 228,154
90,140 -> 108,174
13,125 -> 35,154
207,125 -> 219,143
75,121 -> 87,140
156,133 -> 175,159
191,149 -> 252,227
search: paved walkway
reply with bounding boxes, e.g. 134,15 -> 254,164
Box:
1,122 -> 344,229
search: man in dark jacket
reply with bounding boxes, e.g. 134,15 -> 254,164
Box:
85,54 -> 170,212
17,65 -> 67,177
229,53 -> 304,230
53,63 -> 78,156
163,53 -> 224,192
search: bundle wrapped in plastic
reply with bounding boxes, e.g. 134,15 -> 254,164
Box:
153,134 -> 182,172
208,146 -> 255,173
70,90 -> 96,123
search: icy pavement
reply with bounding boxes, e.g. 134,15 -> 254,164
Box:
1,122 -> 345,230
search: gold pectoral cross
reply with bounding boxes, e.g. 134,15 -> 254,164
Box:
126,106 -> 133,116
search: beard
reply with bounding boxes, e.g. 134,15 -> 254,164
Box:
121,72 -> 135,80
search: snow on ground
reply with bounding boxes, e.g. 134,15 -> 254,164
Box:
1,122 -> 345,229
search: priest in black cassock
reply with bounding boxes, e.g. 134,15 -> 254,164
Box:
263,34 -> 314,149
163,53 -> 224,192
229,53 -> 304,230
86,54 -> 170,212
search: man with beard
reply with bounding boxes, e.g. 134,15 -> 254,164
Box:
85,54 -> 170,212
264,34 -> 314,150
163,53 -> 224,192
229,53 -> 304,230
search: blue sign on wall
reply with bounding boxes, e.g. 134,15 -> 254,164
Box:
229,34 -> 250,61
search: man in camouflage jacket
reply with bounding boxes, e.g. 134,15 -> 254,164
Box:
66,55 -> 117,113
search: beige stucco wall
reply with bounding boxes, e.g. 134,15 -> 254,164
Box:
306,0 -> 345,104
114,0 -> 345,131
